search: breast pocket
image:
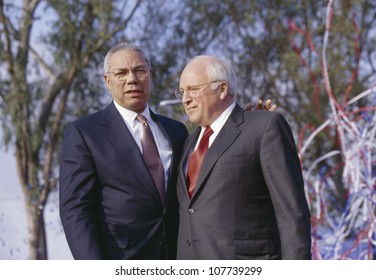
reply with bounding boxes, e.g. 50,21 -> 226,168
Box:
220,155 -> 252,166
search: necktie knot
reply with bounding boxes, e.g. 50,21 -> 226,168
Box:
136,114 -> 148,126
202,126 -> 214,141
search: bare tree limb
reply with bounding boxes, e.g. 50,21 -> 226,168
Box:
0,0 -> 15,75
29,46 -> 56,80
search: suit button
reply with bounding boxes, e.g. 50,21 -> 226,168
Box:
188,208 -> 194,214
187,240 -> 191,246
155,240 -> 163,245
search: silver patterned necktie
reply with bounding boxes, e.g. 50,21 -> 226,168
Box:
136,114 -> 165,203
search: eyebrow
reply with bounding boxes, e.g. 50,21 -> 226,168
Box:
187,84 -> 201,88
180,84 -> 202,89
113,64 -> 148,71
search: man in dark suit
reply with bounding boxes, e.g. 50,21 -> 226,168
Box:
175,55 -> 311,259
59,42 -> 188,259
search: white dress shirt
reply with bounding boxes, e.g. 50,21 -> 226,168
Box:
193,102 -> 236,150
185,102 -> 236,174
114,100 -> 172,191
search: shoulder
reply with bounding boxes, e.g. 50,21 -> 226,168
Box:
69,110 -> 102,129
243,109 -> 284,123
244,110 -> 285,121
154,114 -> 189,140
64,106 -> 108,134
241,110 -> 293,135
156,114 -> 187,130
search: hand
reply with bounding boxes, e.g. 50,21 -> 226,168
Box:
244,99 -> 277,112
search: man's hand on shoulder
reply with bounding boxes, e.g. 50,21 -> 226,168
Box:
244,99 -> 277,112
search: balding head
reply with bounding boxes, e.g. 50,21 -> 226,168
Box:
179,55 -> 236,126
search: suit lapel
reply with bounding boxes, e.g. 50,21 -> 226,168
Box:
191,105 -> 244,202
101,102 -> 162,205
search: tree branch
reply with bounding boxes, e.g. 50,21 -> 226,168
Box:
29,46 -> 56,80
0,0 -> 15,75
16,0 -> 40,63
42,70 -> 73,193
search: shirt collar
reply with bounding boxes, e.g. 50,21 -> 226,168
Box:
113,100 -> 152,126
206,102 -> 236,134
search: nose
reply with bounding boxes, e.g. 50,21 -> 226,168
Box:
126,70 -> 137,83
182,91 -> 192,104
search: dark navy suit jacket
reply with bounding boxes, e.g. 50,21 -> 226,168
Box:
59,101 -> 188,259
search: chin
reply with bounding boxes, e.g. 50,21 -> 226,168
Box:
188,117 -> 199,125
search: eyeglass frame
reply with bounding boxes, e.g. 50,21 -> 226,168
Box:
174,80 -> 223,101
105,65 -> 149,83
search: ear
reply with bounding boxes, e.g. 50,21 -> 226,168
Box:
219,82 -> 229,100
104,74 -> 111,90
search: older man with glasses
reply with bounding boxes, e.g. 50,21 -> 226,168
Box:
59,42 -> 188,260
175,55 -> 311,260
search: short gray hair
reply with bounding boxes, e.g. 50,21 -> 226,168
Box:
103,42 -> 151,73
191,55 -> 237,96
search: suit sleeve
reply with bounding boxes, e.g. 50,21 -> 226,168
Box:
260,113 -> 312,259
59,123 -> 102,259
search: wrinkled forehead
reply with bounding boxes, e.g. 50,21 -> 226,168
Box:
180,60 -> 208,87
109,49 -> 149,70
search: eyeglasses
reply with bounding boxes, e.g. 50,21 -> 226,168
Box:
174,80 -> 222,101
106,67 -> 149,83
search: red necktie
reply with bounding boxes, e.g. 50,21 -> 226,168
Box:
186,126 -> 213,198
136,114 -> 165,204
